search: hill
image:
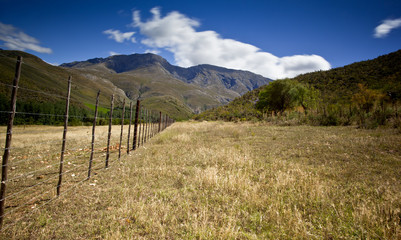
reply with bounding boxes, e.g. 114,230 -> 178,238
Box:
294,49 -> 401,103
0,50 -> 132,125
195,49 -> 401,123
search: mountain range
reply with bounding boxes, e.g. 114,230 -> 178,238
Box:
61,53 -> 271,113
0,50 -> 271,120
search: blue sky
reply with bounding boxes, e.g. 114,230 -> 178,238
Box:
1,0 -> 400,79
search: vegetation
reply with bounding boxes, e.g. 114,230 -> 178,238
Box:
141,95 -> 194,121
195,50 -> 401,129
1,122 -> 400,239
255,79 -> 320,114
0,50 -> 189,122
194,87 -> 263,121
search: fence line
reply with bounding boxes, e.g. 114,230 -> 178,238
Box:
0,56 -> 174,231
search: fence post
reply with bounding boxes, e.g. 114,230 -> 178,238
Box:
145,109 -> 148,143
118,99 -> 125,160
0,56 -> 22,229
159,111 -> 162,133
127,102 -> 133,154
149,111 -> 151,139
148,109 -> 150,141
141,108 -> 145,146
133,100 -> 140,150
56,76 -> 72,196
105,94 -> 114,168
137,107 -> 142,149
87,90 -> 100,179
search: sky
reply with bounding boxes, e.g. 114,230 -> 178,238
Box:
0,0 -> 400,79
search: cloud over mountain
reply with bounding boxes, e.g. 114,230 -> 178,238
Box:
374,18 -> 401,38
0,22 -> 52,54
103,29 -> 136,43
132,7 -> 331,79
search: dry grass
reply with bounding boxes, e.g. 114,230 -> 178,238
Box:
1,121 -> 401,239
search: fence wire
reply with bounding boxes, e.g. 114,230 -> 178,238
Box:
0,55 -> 174,232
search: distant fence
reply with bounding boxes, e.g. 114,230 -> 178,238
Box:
0,56 -> 174,231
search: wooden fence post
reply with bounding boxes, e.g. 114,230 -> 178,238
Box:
118,99 -> 125,160
133,100 -> 140,150
87,90 -> 100,179
127,102 -> 133,154
56,76 -> 72,196
105,94 -> 114,168
0,56 -> 22,229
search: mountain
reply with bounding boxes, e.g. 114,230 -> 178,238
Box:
61,53 -> 271,112
0,50 -> 271,121
195,49 -> 401,121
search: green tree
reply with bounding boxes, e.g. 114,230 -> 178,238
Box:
352,84 -> 384,113
256,79 -> 321,114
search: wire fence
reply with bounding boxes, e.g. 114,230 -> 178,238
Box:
0,56 -> 174,231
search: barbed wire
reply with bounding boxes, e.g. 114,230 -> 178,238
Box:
0,53 -> 174,233
0,159 -> 107,233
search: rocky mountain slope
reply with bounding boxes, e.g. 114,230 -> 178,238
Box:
61,53 -> 271,112
1,50 -> 271,120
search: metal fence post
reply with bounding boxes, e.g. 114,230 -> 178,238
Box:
133,100 -> 140,150
87,90 -> 100,179
118,99 -> 125,160
127,102 -> 133,154
56,76 -> 72,196
137,107 -> 141,149
0,56 -> 22,229
105,94 -> 114,168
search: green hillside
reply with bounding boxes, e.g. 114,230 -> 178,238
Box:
295,49 -> 401,104
0,50 -> 192,122
195,49 -> 401,127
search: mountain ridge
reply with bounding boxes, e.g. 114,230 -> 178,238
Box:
60,53 -> 271,98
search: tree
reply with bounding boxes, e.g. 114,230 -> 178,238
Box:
256,79 -> 320,114
352,84 -> 384,113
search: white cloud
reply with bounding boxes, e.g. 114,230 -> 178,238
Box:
0,22 -> 52,54
103,29 -> 136,43
144,49 -> 160,54
109,51 -> 121,56
374,18 -> 401,38
132,8 -> 331,79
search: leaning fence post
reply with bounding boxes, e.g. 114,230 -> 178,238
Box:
118,99 -> 125,160
87,90 -> 100,180
105,94 -> 114,168
0,56 -> 22,229
56,76 -> 72,196
133,100 -> 140,150
127,102 -> 133,154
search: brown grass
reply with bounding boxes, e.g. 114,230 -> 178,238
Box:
1,121 -> 400,239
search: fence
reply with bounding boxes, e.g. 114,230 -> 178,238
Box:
0,56 -> 174,231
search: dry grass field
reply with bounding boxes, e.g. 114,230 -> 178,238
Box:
0,121 -> 400,239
